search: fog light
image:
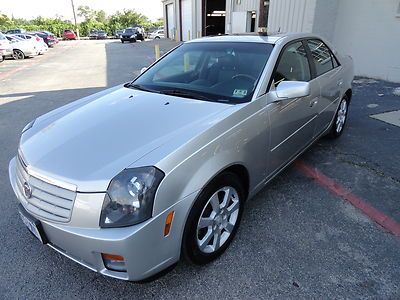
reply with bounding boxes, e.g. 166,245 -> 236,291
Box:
102,253 -> 126,272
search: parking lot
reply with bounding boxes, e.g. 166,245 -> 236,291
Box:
0,39 -> 399,299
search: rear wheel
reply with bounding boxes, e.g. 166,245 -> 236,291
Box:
329,95 -> 349,138
0,55 -> 4,63
13,49 -> 25,60
182,172 -> 245,264
155,36 -> 160,40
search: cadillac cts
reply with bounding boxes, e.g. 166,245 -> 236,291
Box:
9,33 -> 354,281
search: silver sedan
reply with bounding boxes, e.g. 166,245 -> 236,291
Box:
9,33 -> 354,281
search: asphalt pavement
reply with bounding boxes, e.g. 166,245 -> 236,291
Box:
0,39 -> 399,299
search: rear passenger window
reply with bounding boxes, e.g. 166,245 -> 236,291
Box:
307,40 -> 334,76
273,41 -> 311,85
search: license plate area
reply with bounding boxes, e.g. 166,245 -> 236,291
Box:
18,204 -> 48,244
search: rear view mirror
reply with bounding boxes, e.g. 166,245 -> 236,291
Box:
275,81 -> 311,99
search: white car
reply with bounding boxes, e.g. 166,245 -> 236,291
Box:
149,29 -> 164,39
15,33 -> 48,55
5,35 -> 38,59
0,32 -> 13,62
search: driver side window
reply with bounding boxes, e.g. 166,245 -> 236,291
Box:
273,41 -> 311,86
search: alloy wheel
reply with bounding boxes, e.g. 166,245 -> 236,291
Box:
13,50 -> 25,60
196,186 -> 240,254
336,99 -> 347,133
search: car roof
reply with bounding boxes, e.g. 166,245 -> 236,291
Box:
186,32 -> 322,45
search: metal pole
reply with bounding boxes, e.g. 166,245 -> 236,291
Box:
70,0 -> 80,39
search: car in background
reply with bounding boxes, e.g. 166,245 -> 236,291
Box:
120,27 -> 144,43
97,30 -> 107,39
0,32 -> 13,62
89,30 -> 98,40
5,35 -> 38,59
114,30 -> 123,39
5,28 -> 26,34
15,33 -> 48,55
149,29 -> 164,39
35,31 -> 58,47
63,29 -> 77,40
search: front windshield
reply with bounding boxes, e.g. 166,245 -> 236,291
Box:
131,42 -> 274,104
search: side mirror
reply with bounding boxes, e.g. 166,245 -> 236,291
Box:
140,67 -> 148,74
275,81 -> 311,99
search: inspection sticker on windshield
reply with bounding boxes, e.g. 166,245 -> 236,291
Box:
233,89 -> 248,98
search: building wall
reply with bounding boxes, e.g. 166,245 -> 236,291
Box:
332,0 -> 400,82
268,0 -> 317,33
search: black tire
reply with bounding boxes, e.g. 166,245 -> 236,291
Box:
182,172 -> 245,265
121,40 -> 124,43
328,95 -> 349,138
0,55 -> 4,63
130,38 -> 136,43
13,49 -> 25,60
155,36 -> 160,40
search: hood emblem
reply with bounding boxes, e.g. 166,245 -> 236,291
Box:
23,182 -> 32,199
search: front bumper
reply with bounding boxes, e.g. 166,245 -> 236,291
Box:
9,157 -> 195,281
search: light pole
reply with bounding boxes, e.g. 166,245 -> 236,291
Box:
70,0 -> 80,39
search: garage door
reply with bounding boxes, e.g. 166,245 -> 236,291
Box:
166,4 -> 175,39
181,0 -> 192,41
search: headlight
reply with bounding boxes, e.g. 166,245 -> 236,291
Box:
22,119 -> 35,134
130,34 -> 136,38
100,167 -> 164,228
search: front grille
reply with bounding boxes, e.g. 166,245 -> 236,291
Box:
15,154 -> 76,223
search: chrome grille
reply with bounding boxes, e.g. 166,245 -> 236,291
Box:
15,154 -> 76,222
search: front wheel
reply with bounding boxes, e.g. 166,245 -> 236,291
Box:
182,172 -> 245,265
13,49 -> 25,60
329,95 -> 349,138
0,55 -> 4,63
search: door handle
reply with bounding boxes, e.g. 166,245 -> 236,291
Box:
310,98 -> 318,107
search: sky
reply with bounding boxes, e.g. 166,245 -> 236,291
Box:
1,0 -> 164,22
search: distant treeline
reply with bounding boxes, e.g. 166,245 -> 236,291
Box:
0,6 -> 163,36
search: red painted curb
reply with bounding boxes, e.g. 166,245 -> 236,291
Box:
295,160 -> 400,237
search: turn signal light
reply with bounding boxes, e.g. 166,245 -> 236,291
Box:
164,211 -> 175,237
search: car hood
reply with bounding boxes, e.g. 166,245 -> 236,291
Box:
19,86 -> 231,192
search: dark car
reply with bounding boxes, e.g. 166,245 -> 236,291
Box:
35,31 -> 58,47
120,27 -> 144,43
89,30 -> 98,40
5,28 -> 26,34
97,30 -> 107,39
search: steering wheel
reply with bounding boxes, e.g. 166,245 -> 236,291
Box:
232,74 -> 257,82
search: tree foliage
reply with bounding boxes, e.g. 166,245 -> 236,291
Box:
0,7 -> 163,37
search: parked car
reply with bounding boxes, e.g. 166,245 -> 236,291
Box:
35,31 -> 58,47
115,30 -> 123,39
8,33 -> 354,281
120,27 -> 144,43
97,30 -> 107,39
5,35 -> 38,59
5,28 -> 26,34
15,33 -> 48,55
63,29 -> 77,40
0,32 -> 13,62
149,29 -> 164,39
89,30 -> 98,40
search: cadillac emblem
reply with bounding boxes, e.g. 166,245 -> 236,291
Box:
23,182 -> 32,199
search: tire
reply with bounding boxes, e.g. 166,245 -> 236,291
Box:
12,49 -> 25,60
328,95 -> 349,138
121,40 -> 124,43
0,56 -> 4,63
155,36 -> 160,40
182,172 -> 245,265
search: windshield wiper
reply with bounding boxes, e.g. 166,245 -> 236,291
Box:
125,83 -> 160,94
159,89 -> 211,101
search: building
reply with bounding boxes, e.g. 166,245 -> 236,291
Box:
161,0 -> 400,82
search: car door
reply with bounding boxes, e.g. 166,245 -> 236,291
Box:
266,40 -> 320,174
306,39 -> 343,137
